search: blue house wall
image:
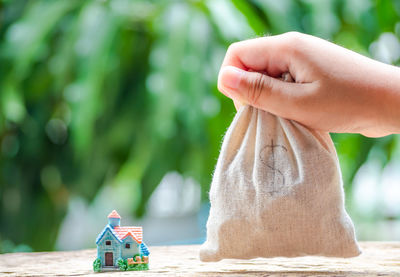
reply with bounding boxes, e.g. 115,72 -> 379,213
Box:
97,229 -> 121,266
121,236 -> 140,259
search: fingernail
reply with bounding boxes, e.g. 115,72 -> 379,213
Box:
220,66 -> 244,90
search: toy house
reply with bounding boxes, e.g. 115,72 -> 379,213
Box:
93,210 -> 150,271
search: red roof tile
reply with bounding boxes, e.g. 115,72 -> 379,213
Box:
113,226 -> 143,244
108,210 -> 121,219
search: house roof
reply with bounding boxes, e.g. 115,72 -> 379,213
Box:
108,210 -> 121,219
95,225 -> 143,245
96,210 -> 143,245
113,226 -> 143,244
95,224 -> 122,244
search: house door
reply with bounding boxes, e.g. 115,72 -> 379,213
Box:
105,252 -> 113,266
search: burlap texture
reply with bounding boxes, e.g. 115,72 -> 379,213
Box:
200,105 -> 361,262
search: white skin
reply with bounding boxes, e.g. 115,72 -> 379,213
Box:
218,32 -> 400,137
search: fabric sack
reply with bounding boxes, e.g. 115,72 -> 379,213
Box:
200,105 -> 361,262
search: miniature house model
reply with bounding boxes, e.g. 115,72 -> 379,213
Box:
95,210 -> 149,270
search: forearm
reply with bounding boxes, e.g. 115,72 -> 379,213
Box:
368,62 -> 400,136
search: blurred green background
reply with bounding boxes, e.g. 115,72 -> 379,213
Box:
1,0 -> 400,253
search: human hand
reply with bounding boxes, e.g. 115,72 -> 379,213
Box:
218,32 -> 400,137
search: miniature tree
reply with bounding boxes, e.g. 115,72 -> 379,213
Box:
140,242 -> 150,257
117,258 -> 127,271
93,258 -> 101,272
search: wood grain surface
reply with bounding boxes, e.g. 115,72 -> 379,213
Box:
0,242 -> 399,276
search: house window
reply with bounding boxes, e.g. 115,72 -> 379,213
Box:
125,243 -> 130,249
106,240 -> 111,246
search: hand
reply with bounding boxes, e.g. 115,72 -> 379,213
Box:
217,32 -> 400,137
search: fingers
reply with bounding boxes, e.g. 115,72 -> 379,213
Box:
219,33 -> 316,117
220,35 -> 293,78
218,66 -> 311,119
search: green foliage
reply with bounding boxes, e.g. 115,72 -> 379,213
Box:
128,263 -> 148,271
117,256 -> 149,271
117,258 -> 127,271
126,260 -> 149,271
1,0 -> 400,251
132,254 -> 140,260
93,258 -> 101,272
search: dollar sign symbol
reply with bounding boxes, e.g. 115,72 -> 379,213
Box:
259,139 -> 288,196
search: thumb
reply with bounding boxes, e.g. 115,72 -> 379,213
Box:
218,66 -> 297,114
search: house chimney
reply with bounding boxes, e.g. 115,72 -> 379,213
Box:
107,210 -> 121,227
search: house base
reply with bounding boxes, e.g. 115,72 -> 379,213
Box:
99,266 -> 119,272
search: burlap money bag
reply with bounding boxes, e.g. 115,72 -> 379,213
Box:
200,105 -> 361,261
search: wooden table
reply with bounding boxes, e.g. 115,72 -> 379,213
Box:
1,242 -> 400,276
